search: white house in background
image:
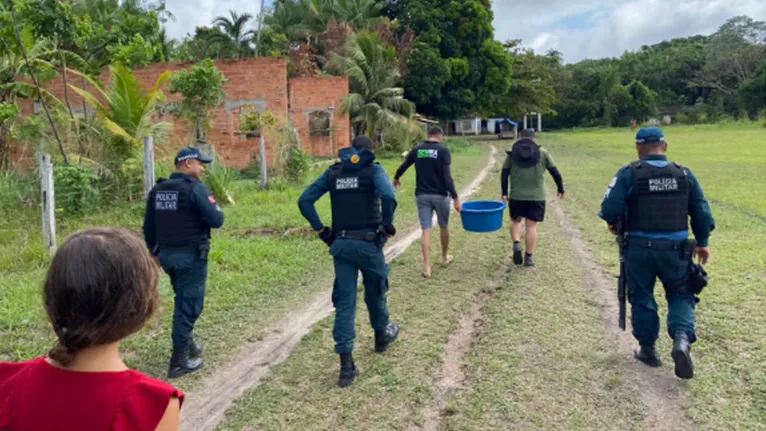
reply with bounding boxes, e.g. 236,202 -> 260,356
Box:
454,118 -> 482,135
450,116 -> 518,136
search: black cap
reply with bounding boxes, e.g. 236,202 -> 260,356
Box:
174,147 -> 213,165
519,128 -> 536,139
352,136 -> 374,151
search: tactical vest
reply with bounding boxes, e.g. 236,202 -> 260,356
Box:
626,161 -> 690,232
153,178 -> 210,249
328,162 -> 382,231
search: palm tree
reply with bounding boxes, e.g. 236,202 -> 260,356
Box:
329,32 -> 415,140
327,0 -> 385,32
213,10 -> 255,59
68,64 -> 173,164
265,0 -> 312,41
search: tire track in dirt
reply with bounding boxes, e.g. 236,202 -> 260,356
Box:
550,200 -> 694,431
179,146 -> 497,431
414,282 -> 502,431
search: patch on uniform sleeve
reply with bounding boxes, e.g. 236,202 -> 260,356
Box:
608,176 -> 617,188
208,195 -> 216,204
350,154 -> 360,164
155,190 -> 178,211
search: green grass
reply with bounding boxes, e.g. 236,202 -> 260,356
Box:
0,145 -> 487,392
217,155 -> 645,431
544,123 -> 766,429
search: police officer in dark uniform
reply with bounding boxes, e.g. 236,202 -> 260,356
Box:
143,147 -> 225,379
298,136 -> 400,388
599,127 -> 714,379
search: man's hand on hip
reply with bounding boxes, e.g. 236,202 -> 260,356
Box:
695,247 -> 710,265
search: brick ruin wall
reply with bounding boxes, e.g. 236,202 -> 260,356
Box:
13,58 -> 349,170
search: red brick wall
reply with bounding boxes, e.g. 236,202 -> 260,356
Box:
289,76 -> 350,158
12,58 -> 350,169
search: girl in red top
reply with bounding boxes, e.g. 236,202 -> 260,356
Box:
0,227 -> 184,431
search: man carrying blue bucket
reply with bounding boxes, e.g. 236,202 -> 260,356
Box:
500,129 -> 565,267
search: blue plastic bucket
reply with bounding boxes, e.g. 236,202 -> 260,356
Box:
460,200 -> 507,233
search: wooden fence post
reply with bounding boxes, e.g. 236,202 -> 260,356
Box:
143,136 -> 155,198
259,134 -> 268,188
39,153 -> 56,254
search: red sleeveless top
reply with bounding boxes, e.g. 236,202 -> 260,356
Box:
0,357 -> 184,431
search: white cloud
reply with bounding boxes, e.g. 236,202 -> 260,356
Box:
160,0 -> 766,61
492,0 -> 766,62
164,0 -> 261,39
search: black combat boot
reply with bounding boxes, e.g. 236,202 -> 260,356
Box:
634,344 -> 662,367
524,253 -> 535,268
671,331 -> 694,379
374,322 -> 400,353
338,353 -> 358,388
168,345 -> 204,379
189,337 -> 203,359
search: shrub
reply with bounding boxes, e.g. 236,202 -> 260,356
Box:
202,155 -> 238,205
53,165 -> 101,215
284,147 -> 311,184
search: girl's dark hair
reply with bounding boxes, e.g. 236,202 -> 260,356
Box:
44,227 -> 159,366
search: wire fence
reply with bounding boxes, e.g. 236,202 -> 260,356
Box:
0,138 -> 161,269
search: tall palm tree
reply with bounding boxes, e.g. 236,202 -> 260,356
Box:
265,0 -> 312,41
213,10 -> 255,59
327,0 -> 385,32
329,32 -> 415,140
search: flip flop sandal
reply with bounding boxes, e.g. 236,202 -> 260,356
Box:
442,255 -> 454,265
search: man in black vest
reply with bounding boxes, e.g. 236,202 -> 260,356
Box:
298,136 -> 400,388
599,127 -> 715,379
143,147 -> 224,379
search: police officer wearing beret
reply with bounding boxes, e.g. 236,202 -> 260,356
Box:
298,136 -> 400,388
143,147 -> 225,379
599,127 -> 715,379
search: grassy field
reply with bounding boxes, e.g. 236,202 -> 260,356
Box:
3,125 -> 764,429
217,149 -> 647,431
546,123 -> 766,429
0,142 -> 488,391
218,125 -> 766,430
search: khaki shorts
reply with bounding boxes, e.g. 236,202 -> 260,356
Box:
416,194 -> 451,229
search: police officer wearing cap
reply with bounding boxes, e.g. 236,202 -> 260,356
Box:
143,147 -> 224,379
599,127 -> 715,379
298,136 -> 400,388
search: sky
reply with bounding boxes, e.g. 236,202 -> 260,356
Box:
163,0 -> 766,63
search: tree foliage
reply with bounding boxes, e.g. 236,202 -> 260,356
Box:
168,58 -> 228,145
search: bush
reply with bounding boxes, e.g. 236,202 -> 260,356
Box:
54,165 -> 101,215
202,156 -> 238,205
445,137 -> 472,153
383,120 -> 426,154
0,171 -> 38,215
284,147 -> 311,184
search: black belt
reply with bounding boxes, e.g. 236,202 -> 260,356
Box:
336,229 -> 377,241
626,236 -> 685,251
